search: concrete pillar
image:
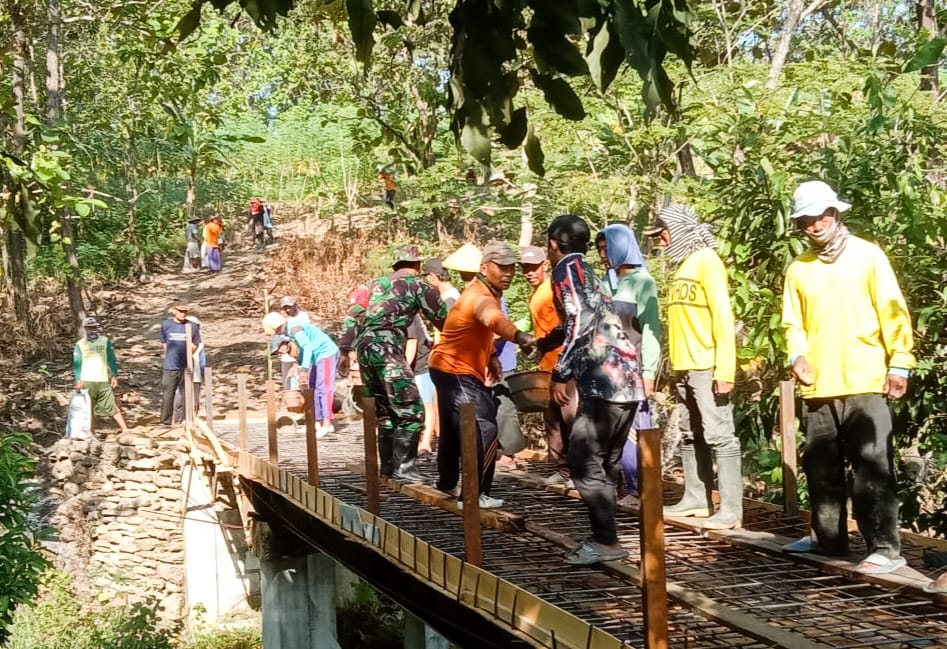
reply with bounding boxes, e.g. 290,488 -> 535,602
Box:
404,612 -> 449,649
261,552 -> 341,649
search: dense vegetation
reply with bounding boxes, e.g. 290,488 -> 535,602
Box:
0,0 -> 945,639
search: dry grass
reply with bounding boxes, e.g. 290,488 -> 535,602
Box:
262,228 -> 377,333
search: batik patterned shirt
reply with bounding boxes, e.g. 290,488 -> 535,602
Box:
550,253 -> 644,403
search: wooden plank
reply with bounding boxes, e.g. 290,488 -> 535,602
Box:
192,419 -> 233,468
237,374 -> 249,451
779,380 -> 799,516
399,528 -> 416,568
304,388 -> 319,488
266,380 -> 278,464
444,553 -> 463,596
362,397 -> 380,515
459,403 -> 482,566
415,539 -> 431,580
638,427 -> 668,649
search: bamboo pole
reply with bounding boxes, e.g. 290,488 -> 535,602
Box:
237,373 -> 248,451
266,379 -> 278,464
203,366 -> 215,432
304,388 -> 319,488
184,322 -> 195,425
779,380 -> 800,516
459,403 -> 482,566
363,397 -> 380,515
639,426 -> 668,649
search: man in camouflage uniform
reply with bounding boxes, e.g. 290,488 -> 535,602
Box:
341,245 -> 452,482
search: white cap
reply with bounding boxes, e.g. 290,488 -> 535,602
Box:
790,181 -> 851,219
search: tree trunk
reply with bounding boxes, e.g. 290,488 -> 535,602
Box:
766,0 -> 828,90
8,1 -> 31,324
917,0 -> 939,93
47,0 -> 85,332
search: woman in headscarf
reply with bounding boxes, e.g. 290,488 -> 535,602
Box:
596,224 -> 661,508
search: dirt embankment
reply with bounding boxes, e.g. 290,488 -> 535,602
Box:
0,208 -> 381,446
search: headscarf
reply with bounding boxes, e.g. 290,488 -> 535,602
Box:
658,205 -> 717,264
602,224 -> 647,270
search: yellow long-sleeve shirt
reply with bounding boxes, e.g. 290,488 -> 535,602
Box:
782,235 -> 916,398
667,247 -> 736,382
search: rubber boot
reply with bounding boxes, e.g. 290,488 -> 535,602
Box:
664,444 -> 713,517
378,433 -> 394,478
702,449 -> 744,530
392,431 -> 425,483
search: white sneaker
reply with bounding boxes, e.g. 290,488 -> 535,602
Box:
457,494 -> 505,510
315,424 -> 332,439
563,479 -> 574,490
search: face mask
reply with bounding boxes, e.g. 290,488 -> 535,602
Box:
804,218 -> 839,247
87,331 -> 99,341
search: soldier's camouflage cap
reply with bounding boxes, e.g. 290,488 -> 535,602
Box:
391,244 -> 422,268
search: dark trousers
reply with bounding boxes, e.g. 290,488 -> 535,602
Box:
543,380 -> 579,477
568,399 -> 637,546
160,369 -> 186,425
431,369 -> 498,496
802,393 -> 900,558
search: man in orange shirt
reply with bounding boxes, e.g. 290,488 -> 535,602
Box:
203,216 -> 223,273
378,169 -> 396,209
521,245 -> 577,487
430,241 -> 535,509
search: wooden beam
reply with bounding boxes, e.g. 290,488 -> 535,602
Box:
237,374 -> 248,451
779,380 -> 799,516
266,379 -> 278,464
304,388 -> 319,488
204,366 -> 215,432
362,397 -> 380,515
459,403 -> 482,566
638,427 -> 668,649
184,322 -> 195,425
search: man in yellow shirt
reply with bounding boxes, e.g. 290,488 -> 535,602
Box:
645,205 -> 741,530
781,181 -> 915,575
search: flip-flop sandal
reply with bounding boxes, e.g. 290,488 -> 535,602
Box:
855,553 -> 907,575
922,580 -> 947,595
564,542 -> 629,565
783,536 -> 821,553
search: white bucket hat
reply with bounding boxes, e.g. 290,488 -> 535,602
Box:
790,181 -> 851,219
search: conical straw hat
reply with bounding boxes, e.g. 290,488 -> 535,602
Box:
442,243 -> 482,273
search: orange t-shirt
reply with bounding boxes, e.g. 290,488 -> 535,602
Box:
378,172 -> 396,191
430,279 -> 519,382
204,221 -> 222,247
529,279 -> 562,371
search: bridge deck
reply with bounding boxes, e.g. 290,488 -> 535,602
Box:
211,417 -> 947,649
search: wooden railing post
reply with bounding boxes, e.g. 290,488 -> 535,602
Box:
459,403 -> 482,567
304,388 -> 319,488
779,380 -> 800,516
363,397 -> 380,515
266,379 -> 278,464
237,373 -> 248,451
639,426 -> 668,649
203,366 -> 215,432
184,322 -> 195,425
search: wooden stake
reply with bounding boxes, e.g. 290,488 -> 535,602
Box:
363,397 -> 380,515
639,426 -> 668,649
304,388 -> 319,488
237,373 -> 248,451
779,380 -> 800,516
203,366 -> 215,432
184,323 -> 195,425
459,403 -> 482,567
266,379 -> 278,464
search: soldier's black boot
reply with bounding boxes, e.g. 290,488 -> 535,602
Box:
378,433 -> 394,478
392,432 -> 425,483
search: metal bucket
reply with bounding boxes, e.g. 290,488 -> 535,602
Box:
506,370 -> 551,413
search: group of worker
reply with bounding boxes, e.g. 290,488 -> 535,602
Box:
251,179 -> 917,571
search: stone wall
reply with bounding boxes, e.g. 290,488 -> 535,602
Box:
46,434 -> 189,624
